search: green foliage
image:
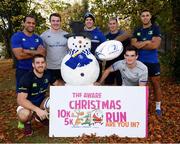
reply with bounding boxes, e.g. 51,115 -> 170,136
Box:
159,51 -> 174,76
171,0 -> 180,83
89,0 -> 171,33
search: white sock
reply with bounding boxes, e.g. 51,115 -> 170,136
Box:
156,102 -> 161,110
44,97 -> 50,109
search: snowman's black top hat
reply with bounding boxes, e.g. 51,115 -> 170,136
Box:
64,21 -> 92,39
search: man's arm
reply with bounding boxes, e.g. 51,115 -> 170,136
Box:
17,92 -> 48,120
139,82 -> 147,86
52,80 -> 64,86
13,45 -> 46,60
94,66 -> 112,85
12,48 -> 33,60
138,66 -> 148,86
131,37 -> 161,50
143,37 -> 161,50
131,38 -> 150,49
22,45 -> 46,57
116,31 -> 131,42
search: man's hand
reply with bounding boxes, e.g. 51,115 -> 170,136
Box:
35,108 -> 49,120
37,45 -> 46,56
94,82 -> 101,86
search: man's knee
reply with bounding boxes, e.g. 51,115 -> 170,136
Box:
17,107 -> 32,122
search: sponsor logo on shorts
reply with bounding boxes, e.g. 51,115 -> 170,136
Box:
155,72 -> 160,76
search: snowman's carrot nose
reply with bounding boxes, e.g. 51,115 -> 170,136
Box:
78,40 -> 82,44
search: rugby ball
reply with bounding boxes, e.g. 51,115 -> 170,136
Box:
95,40 -> 123,61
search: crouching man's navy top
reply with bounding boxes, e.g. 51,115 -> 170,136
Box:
18,70 -> 55,106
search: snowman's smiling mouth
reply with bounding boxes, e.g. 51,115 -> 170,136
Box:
80,73 -> 84,77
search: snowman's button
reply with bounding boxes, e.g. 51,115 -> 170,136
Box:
80,73 -> 84,77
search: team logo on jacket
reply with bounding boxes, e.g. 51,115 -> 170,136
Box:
137,32 -> 141,36
32,83 -> 37,87
22,38 -> 26,41
148,31 -> 153,35
35,39 -> 39,42
44,79 -> 49,83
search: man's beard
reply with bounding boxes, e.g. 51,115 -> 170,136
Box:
35,67 -> 44,74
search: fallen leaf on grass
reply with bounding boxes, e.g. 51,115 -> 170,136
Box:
0,133 -> 5,140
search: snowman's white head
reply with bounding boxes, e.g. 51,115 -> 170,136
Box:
68,36 -> 91,51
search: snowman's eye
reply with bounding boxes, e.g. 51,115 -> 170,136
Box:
86,42 -> 88,44
73,43 -> 75,45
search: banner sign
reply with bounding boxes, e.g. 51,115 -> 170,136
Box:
49,86 -> 148,137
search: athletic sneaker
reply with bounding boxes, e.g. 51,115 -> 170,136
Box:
18,121 -> 24,129
24,122 -> 33,136
156,109 -> 162,116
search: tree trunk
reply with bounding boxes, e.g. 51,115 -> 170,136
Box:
172,0 -> 180,83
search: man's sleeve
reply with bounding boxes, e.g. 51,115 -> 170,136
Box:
131,28 -> 138,38
99,31 -> 106,43
153,25 -> 161,37
18,74 -> 31,93
38,36 -> 44,46
11,33 -> 22,48
139,67 -> 148,85
40,33 -> 47,49
112,61 -> 121,72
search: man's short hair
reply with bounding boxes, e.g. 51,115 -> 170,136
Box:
23,15 -> 36,23
140,9 -> 151,15
109,17 -> 118,23
125,46 -> 138,55
49,13 -> 61,22
32,54 -> 46,63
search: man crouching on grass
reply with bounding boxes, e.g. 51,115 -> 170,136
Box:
16,54 -> 60,136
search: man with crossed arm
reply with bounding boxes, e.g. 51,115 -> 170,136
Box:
131,9 -> 162,116
11,15 -> 46,92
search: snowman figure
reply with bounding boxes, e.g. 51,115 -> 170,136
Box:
61,21 -> 100,85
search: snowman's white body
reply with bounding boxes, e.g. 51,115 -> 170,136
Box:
61,36 -> 100,85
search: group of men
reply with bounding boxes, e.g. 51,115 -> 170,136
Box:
11,9 -> 162,136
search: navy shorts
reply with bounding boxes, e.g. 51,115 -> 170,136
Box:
144,63 -> 160,77
16,68 -> 30,92
47,69 -> 63,81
